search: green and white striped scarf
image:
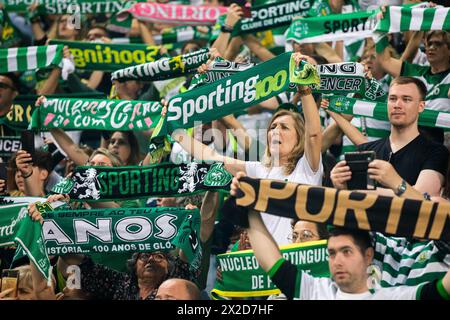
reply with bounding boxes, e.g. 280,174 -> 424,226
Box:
329,96 -> 450,130
373,233 -> 450,288
0,45 -> 63,73
376,5 -> 450,33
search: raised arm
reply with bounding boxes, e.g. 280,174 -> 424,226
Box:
218,115 -> 252,152
199,191 -> 219,242
172,129 -> 246,176
326,110 -> 367,146
241,34 -> 275,62
49,128 -> 89,166
401,31 -> 425,63
211,4 -> 243,56
322,121 -> 342,153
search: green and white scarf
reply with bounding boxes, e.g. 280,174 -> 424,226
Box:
286,9 -> 378,44
229,0 -> 313,36
51,162 -> 232,201
376,5 -> 450,33
30,97 -> 162,131
0,203 -> 51,280
151,53 -> 319,141
49,40 -> 162,72
211,240 -> 329,299
110,48 -> 209,82
0,45 -> 63,73
0,9 -> 23,48
0,92 -> 105,132
39,205 -> 202,269
328,96 -> 450,130
3,0 -> 142,14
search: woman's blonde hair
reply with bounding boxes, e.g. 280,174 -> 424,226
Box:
262,109 -> 305,175
89,148 -> 123,167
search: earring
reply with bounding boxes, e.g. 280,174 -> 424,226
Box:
366,264 -> 382,290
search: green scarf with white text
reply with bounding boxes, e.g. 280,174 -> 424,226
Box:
286,9 -> 378,44
30,97 -> 162,131
150,52 -> 320,143
38,205 -> 202,270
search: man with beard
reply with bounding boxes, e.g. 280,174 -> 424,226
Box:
57,251 -> 195,300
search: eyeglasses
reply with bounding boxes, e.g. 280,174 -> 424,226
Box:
139,252 -> 167,262
426,40 -> 445,48
0,82 -> 16,90
288,230 -> 319,243
88,33 -> 106,40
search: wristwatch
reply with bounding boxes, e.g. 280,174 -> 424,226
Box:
395,179 -> 407,196
220,24 -> 234,33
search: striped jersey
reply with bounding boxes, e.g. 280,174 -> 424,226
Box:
373,232 -> 450,287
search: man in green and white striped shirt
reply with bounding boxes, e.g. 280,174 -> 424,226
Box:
373,233 -> 450,288
376,31 -> 449,142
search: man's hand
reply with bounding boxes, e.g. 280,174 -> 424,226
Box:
230,171 -> 246,197
15,150 -> 33,177
368,159 -> 402,190
330,160 -> 351,190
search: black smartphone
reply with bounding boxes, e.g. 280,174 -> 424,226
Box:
344,151 -> 376,190
20,130 -> 35,163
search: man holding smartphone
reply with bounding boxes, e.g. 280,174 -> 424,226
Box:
331,76 -> 448,199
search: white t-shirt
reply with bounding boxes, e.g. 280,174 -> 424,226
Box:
297,272 -> 421,300
245,155 -> 323,244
